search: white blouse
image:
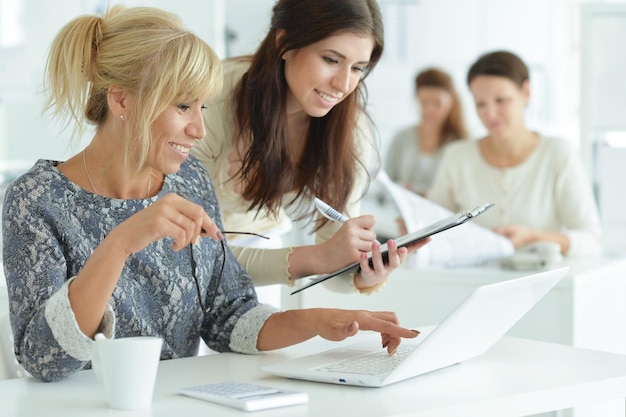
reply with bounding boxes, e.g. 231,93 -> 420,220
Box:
191,59 -> 374,292
427,137 -> 602,256
385,125 -> 443,195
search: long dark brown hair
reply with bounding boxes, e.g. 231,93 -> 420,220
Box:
415,68 -> 467,148
233,0 -> 384,223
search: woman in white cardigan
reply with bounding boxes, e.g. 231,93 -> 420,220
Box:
428,50 -> 602,256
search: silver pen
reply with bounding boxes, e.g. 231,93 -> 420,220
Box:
314,198 -> 380,244
314,198 -> 349,223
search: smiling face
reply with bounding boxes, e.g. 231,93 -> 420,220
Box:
469,75 -> 529,140
281,32 -> 375,118
148,97 -> 208,174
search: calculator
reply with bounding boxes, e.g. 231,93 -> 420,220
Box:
178,381 -> 309,411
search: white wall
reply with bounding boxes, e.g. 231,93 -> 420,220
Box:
218,0 -> 624,158
580,3 -> 626,254
2,0 -> 623,161
223,0 -> 272,57
0,0 -> 224,162
371,0 -> 588,157
2,0 -> 626,245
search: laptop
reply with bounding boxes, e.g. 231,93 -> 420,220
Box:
263,267 -> 569,387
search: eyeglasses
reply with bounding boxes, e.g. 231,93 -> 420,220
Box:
189,231 -> 270,313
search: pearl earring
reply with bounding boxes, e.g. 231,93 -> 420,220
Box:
119,114 -> 124,120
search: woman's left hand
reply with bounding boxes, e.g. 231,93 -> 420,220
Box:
354,238 -> 430,290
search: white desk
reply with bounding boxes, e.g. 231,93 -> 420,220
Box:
1,335 -> 626,417
283,255 -> 626,416
284,255 -> 626,355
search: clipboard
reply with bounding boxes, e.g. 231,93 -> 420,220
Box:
290,203 -> 494,295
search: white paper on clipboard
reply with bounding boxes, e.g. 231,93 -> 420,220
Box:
374,170 -> 514,268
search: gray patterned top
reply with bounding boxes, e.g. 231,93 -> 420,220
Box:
2,157 -> 277,382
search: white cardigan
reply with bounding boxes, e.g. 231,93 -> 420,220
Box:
191,59 -> 374,292
427,137 -> 602,256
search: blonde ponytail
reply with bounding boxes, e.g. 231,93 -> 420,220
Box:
42,5 -> 222,169
44,13 -> 103,141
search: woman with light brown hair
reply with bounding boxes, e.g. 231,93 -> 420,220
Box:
385,68 -> 467,196
428,50 -> 602,256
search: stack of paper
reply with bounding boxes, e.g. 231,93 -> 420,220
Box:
368,171 -> 514,268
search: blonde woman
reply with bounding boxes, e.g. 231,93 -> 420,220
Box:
2,6 -> 418,382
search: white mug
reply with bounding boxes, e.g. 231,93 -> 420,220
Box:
92,333 -> 163,410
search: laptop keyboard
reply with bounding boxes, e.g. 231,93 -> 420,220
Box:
316,345 -> 416,375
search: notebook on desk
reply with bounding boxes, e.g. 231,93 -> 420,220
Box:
264,267 -> 569,387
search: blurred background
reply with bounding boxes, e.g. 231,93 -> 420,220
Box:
2,5 -> 626,411
0,0 -> 625,251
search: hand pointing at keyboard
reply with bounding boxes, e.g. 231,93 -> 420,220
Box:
257,309 -> 420,355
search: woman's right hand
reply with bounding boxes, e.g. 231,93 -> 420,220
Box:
70,193 -> 221,337
108,193 -> 222,255
288,215 -> 407,280
319,215 -> 378,272
257,308 -> 420,354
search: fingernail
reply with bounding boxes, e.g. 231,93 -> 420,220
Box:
388,240 -> 396,249
361,252 -> 367,260
389,347 -> 397,355
411,329 -> 420,335
194,236 -> 201,245
217,230 -> 224,240
373,241 -> 380,250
